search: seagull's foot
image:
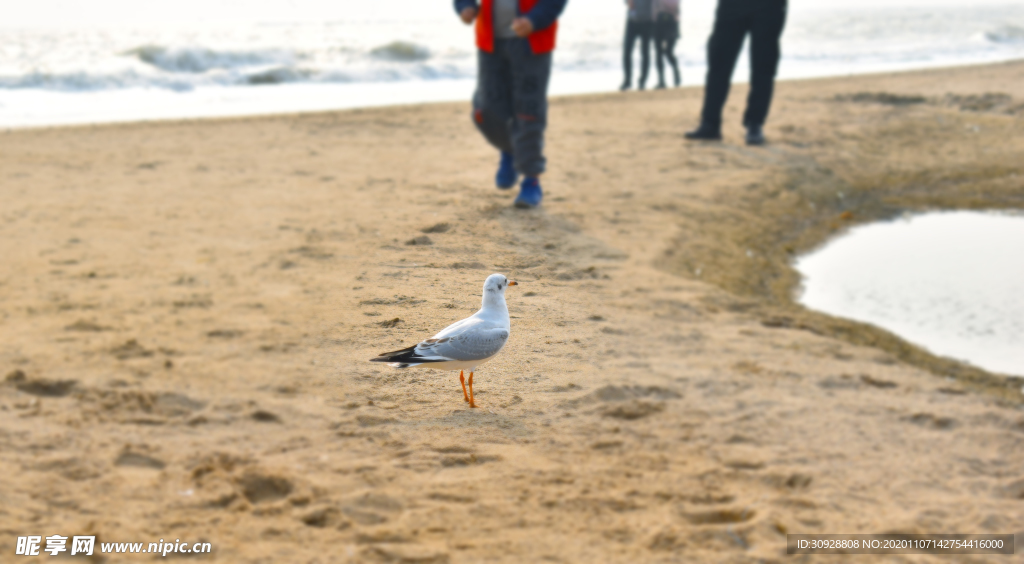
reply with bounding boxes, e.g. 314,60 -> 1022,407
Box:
459,370 -> 470,403
468,372 -> 478,408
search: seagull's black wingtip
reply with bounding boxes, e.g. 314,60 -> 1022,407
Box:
369,344 -> 418,363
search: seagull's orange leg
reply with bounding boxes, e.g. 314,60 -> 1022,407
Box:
468,372 -> 478,408
459,370 -> 470,403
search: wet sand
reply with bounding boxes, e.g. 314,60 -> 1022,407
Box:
1,60 -> 1023,563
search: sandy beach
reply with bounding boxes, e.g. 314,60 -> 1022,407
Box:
2,60 -> 1023,563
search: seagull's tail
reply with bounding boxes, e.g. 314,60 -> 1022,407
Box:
369,345 -> 423,369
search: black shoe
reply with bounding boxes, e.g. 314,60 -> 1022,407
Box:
655,82 -> 667,90
619,81 -> 630,92
745,124 -> 766,146
684,126 -> 722,141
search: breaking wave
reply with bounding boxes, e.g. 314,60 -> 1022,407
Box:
369,41 -> 431,62
985,25 -> 1024,44
125,45 -> 301,73
0,69 -> 192,92
0,39 -> 472,92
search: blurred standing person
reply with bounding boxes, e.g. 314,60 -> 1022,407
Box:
454,0 -> 569,208
620,0 -> 655,91
653,0 -> 681,89
684,0 -> 787,145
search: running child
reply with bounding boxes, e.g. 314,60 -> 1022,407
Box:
454,0 -> 569,208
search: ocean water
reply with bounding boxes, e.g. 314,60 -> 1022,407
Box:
1,0 -> 1023,127
795,211 -> 1024,378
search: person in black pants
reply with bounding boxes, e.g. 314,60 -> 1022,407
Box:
653,0 -> 681,89
621,0 -> 655,91
685,0 -> 787,145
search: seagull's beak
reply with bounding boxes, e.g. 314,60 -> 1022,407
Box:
508,280 -> 518,286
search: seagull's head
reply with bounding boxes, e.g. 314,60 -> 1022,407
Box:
483,273 -> 517,298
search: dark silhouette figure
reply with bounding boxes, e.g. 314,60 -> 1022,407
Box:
653,0 -> 681,89
621,0 -> 654,91
685,0 -> 787,145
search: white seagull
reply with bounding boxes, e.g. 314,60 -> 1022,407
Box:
369,273 -> 517,408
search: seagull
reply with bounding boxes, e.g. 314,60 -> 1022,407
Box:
369,273 -> 517,408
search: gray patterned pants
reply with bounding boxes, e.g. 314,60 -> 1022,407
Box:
472,38 -> 552,177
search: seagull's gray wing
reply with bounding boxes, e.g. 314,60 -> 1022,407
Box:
415,325 -> 509,362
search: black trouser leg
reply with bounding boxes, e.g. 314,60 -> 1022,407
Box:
637,24 -> 652,88
507,41 -> 551,177
654,35 -> 667,86
700,14 -> 750,131
743,5 -> 787,127
622,20 -> 639,87
665,36 -> 680,86
472,47 -> 515,154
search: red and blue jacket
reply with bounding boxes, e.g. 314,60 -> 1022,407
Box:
454,0 -> 569,55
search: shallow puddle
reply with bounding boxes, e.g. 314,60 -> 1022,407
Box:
795,211 -> 1024,377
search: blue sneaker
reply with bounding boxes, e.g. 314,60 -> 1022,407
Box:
496,151 -> 517,189
514,177 -> 543,209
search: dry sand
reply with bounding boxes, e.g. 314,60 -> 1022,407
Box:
1,61 -> 1023,563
